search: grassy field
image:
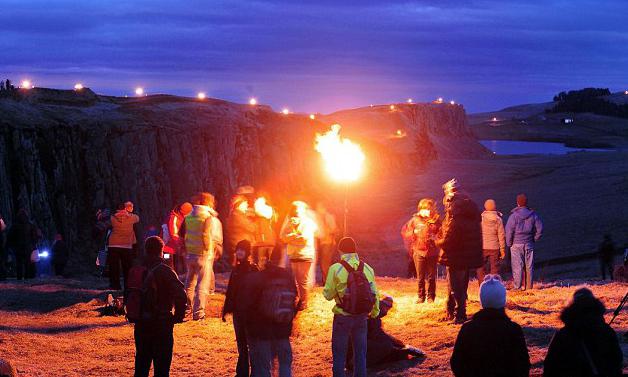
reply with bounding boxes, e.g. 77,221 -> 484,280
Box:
0,275 -> 626,376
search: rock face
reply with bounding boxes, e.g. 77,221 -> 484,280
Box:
0,88 -> 486,266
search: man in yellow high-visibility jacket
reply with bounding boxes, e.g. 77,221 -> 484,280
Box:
323,237 -> 379,377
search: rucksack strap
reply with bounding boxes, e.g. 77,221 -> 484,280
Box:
339,260 -> 356,273
357,261 -> 364,272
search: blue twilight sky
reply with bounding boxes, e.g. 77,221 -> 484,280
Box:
1,0 -> 627,113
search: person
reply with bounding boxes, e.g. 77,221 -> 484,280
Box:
436,178 -> 483,324
323,237 -> 380,377
401,198 -> 441,304
222,240 -> 259,377
108,202 -> 140,290
598,234 -> 616,280
347,294 -> 424,369
163,202 -> 193,274
133,236 -> 186,377
244,260 -> 298,377
184,192 -> 222,320
450,275 -> 530,377
51,234 -> 69,276
227,195 -> 257,266
253,195 -> 278,270
6,209 -> 40,280
280,201 -> 318,310
543,288 -> 622,377
505,193 -> 543,290
476,199 -> 506,283
315,201 -> 339,285
0,212 -> 7,280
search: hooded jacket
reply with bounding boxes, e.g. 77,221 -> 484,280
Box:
279,215 -> 317,261
543,295 -> 622,377
437,193 -> 483,269
481,211 -> 506,251
505,207 -> 543,246
401,214 -> 441,258
108,210 -> 139,249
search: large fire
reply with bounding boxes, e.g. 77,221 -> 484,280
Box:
315,124 -> 365,182
254,197 -> 274,219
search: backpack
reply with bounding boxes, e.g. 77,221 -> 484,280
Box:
338,260 -> 376,315
125,264 -> 161,323
259,274 -> 297,324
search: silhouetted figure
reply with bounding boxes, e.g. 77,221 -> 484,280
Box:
6,209 -> 40,280
315,201 -> 339,284
52,233 -> 69,276
598,234 -> 615,280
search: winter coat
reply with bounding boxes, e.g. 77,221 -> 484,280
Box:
226,209 -> 257,253
108,210 -> 139,249
437,193 -> 483,269
401,214 -> 441,258
481,211 -> 506,251
543,296 -> 622,377
52,240 -> 69,265
184,205 -> 222,257
279,215 -> 317,261
222,261 -> 259,320
451,308 -> 530,377
137,255 -> 187,324
505,207 -> 543,246
254,214 -> 277,247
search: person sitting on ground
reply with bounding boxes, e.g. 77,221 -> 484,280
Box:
323,237 -> 380,377
51,233 -> 69,277
543,288 -> 623,377
477,199 -> 506,284
450,275 -> 530,377
347,293 -> 425,370
133,236 -> 186,377
222,240 -> 259,377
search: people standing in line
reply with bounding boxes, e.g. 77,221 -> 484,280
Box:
436,178 -> 483,324
476,199 -> 506,284
163,202 -> 193,274
0,212 -> 7,280
227,195 -> 257,266
450,275 -> 530,377
543,288 -> 622,377
253,195 -> 278,270
108,202 -> 140,291
245,259 -> 297,377
505,193 -> 543,290
598,234 -> 616,280
323,237 -> 380,377
184,192 -> 222,320
222,240 -> 259,377
51,233 -> 69,277
133,236 -> 186,377
280,201 -> 318,311
6,209 -> 41,280
315,201 -> 339,285
401,198 -> 441,304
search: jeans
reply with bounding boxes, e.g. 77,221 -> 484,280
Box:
290,260 -> 312,309
332,314 -> 367,377
414,253 -> 437,301
476,249 -> 500,284
446,267 -> 469,320
319,243 -> 336,285
510,243 -> 534,289
185,253 -> 213,318
108,247 -> 133,290
233,315 -> 250,377
134,322 -> 174,377
249,337 -> 292,377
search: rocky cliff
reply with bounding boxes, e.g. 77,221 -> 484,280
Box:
0,88 -> 486,267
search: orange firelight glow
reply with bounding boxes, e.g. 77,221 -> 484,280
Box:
74,83 -> 84,90
281,108 -> 290,115
254,197 -> 274,219
197,92 -> 206,100
249,97 -> 258,105
20,80 -> 33,89
315,124 -> 365,182
407,98 -> 413,103
450,100 -> 455,105
389,104 -> 396,110
309,114 -> 316,120
437,97 -> 444,103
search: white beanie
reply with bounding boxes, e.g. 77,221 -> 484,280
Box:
479,275 -> 507,309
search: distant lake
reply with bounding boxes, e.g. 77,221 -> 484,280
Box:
480,140 -> 610,155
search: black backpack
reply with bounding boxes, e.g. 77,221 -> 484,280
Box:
125,264 -> 161,323
259,274 -> 298,324
338,260 -> 376,315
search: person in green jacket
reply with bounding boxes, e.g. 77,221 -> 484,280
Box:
323,237 -> 379,377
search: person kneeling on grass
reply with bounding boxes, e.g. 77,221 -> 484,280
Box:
323,237 -> 380,377
347,293 -> 425,370
450,275 -> 530,377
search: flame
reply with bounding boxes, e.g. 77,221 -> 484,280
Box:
281,108 -> 290,115
20,80 -> 32,89
450,100 -> 455,105
197,92 -> 206,100
249,97 -> 258,105
309,114 -> 316,120
74,83 -> 84,90
389,104 -> 396,110
135,87 -> 144,96
315,124 -> 365,182
254,197 -> 274,219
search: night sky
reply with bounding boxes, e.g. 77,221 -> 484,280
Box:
2,0 -> 627,113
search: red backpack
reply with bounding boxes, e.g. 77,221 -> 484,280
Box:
338,260 -> 376,315
125,264 -> 161,323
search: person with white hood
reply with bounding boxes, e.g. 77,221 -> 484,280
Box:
476,199 -> 506,284
184,192 -> 223,320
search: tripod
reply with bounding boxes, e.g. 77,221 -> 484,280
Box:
609,290 -> 628,325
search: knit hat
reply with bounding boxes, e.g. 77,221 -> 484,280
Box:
516,193 -> 528,207
338,237 -> 357,253
479,275 -> 507,309
378,293 -> 393,318
484,199 -> 496,211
